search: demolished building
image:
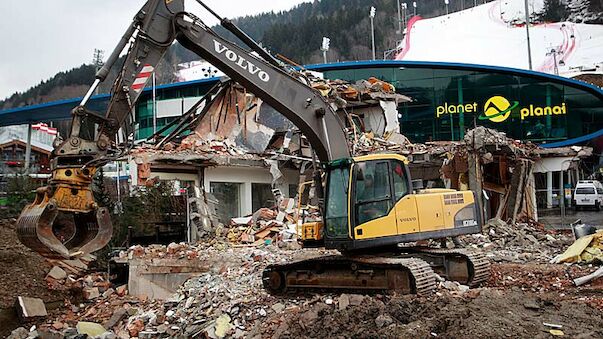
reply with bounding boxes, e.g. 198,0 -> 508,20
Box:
118,73 -> 594,245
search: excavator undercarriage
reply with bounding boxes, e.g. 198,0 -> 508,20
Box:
262,247 -> 490,295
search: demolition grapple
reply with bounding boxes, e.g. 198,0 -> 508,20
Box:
17,166 -> 112,258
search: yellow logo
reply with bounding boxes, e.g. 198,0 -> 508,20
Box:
480,96 -> 518,123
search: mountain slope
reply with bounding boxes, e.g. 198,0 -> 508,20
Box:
396,0 -> 603,76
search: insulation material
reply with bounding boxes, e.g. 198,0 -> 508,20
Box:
380,100 -> 400,135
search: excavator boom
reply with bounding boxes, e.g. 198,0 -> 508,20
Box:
16,0 -> 349,258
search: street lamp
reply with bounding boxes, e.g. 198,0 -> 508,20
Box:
370,6 -> 376,60
445,0 -> 449,15
321,37 -> 330,64
413,1 -> 417,16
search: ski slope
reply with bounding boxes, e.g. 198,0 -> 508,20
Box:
395,0 -> 603,76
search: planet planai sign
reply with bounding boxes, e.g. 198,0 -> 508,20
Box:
435,95 -> 567,123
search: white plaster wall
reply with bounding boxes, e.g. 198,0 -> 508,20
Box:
204,166 -> 299,216
534,157 -> 575,173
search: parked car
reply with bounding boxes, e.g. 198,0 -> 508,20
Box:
574,180 -> 603,211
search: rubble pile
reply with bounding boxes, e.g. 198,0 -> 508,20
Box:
44,255 -> 98,290
463,218 -> 574,262
227,198 -> 300,248
463,126 -> 537,155
31,244 -> 336,339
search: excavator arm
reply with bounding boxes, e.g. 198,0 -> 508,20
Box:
17,0 -> 349,258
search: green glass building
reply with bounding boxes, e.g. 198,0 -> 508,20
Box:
133,61 -> 603,148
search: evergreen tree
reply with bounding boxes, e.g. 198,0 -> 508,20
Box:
539,0 -> 569,22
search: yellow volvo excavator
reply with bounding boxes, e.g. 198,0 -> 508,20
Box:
16,0 -> 489,294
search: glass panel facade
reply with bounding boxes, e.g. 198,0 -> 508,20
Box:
132,63 -> 603,145
324,66 -> 603,143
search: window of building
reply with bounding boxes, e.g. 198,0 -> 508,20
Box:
210,182 -> 241,223
252,183 -> 274,211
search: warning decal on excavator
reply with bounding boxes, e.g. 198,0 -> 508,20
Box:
132,64 -> 154,93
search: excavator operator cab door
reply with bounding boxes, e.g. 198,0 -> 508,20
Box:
323,155 -> 413,251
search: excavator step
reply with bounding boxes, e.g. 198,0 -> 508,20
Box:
262,255 -> 437,295
405,247 -> 491,287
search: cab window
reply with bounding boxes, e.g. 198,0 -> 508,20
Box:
325,166 -> 350,238
354,161 -> 392,225
392,160 -> 409,201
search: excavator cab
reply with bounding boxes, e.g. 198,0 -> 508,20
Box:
302,154 -> 482,252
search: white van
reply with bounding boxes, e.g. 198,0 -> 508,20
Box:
574,180 -> 603,211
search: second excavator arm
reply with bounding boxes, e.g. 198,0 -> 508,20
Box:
17,0 -> 350,258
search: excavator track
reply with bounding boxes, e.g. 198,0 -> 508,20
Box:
262,254 -> 437,295
404,247 -> 491,287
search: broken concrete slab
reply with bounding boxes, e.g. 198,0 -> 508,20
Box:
83,287 -> 100,300
76,321 -> 107,337
104,308 -> 128,329
128,258 -> 208,300
16,296 -> 47,319
6,327 -> 29,339
46,266 -> 67,281
339,294 -> 350,310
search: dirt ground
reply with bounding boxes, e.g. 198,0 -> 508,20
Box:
0,220 -> 70,309
2,220 -> 603,338
269,287 -> 602,339
262,263 -> 603,338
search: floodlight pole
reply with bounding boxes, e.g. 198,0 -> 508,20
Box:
397,0 -> 402,34
370,7 -> 376,60
524,0 -> 533,70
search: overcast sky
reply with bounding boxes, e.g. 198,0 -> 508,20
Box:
0,0 -> 310,100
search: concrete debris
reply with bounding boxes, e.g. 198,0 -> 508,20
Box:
45,266 -> 67,281
227,197 -> 299,247
83,287 -> 100,300
460,218 -> 574,263
6,327 -> 29,339
76,321 -> 107,337
16,296 -> 47,319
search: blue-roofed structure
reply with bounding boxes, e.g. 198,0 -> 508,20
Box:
1,60 -> 602,148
